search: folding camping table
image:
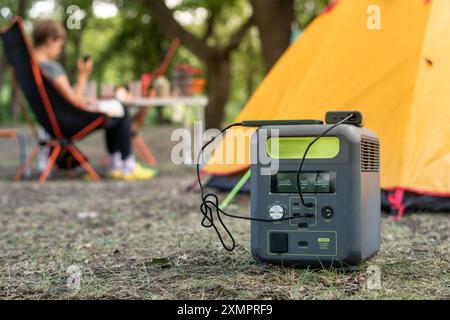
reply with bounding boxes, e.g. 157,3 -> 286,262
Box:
121,96 -> 208,165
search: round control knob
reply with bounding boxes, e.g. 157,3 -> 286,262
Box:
321,206 -> 334,219
269,204 -> 285,220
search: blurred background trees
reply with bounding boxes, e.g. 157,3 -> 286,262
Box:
0,0 -> 331,128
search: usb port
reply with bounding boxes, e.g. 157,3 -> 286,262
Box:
298,222 -> 308,229
298,241 -> 309,247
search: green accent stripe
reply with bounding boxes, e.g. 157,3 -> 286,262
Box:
219,170 -> 251,210
267,137 -> 340,159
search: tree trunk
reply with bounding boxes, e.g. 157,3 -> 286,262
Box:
62,19 -> 85,79
18,0 -> 28,17
251,0 -> 295,71
154,38 -> 169,124
206,55 -> 231,129
0,54 -> 6,89
70,33 -> 83,76
0,54 -> 7,122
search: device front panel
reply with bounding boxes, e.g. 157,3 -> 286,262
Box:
251,126 -> 362,266
251,163 -> 355,264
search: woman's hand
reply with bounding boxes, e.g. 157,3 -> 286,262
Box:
75,58 -> 94,101
83,97 -> 99,112
77,58 -> 94,77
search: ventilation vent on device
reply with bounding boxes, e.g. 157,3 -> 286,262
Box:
361,137 -> 380,172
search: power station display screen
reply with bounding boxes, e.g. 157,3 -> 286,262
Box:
271,171 -> 336,194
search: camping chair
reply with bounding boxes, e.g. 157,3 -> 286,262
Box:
0,17 -> 106,184
0,129 -> 30,178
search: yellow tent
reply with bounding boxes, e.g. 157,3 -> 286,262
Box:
204,0 -> 450,201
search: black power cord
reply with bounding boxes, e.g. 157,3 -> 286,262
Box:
296,114 -> 355,208
196,115 -> 355,251
196,123 -> 309,251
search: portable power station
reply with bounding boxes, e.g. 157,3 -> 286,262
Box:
250,121 -> 381,269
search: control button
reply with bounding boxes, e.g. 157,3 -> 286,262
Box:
298,241 -> 309,247
268,204 -> 285,220
298,222 -> 308,229
321,206 -> 334,219
270,233 -> 288,253
304,213 -> 315,218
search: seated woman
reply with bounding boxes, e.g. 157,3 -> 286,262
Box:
32,20 -> 155,181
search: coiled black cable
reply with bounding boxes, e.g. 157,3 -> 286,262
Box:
196,123 -> 308,251
197,115 -> 354,251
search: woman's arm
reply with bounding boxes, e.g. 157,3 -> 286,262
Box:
50,74 -> 88,108
49,59 -> 95,109
74,59 -> 93,99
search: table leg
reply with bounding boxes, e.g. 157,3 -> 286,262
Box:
132,106 -> 150,132
131,106 -> 158,167
198,103 -> 206,149
183,104 -> 193,165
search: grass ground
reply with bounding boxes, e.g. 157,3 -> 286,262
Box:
0,126 -> 449,299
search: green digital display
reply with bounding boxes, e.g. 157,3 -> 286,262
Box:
271,171 -> 335,194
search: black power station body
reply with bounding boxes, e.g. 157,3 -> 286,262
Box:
250,123 -> 381,269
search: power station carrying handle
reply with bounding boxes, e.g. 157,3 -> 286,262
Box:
241,120 -> 323,127
325,111 -> 363,127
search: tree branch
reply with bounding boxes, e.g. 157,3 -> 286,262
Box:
223,16 -> 254,56
203,11 -> 216,42
142,0 -> 211,60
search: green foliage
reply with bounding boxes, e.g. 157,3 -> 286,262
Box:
0,0 -> 28,121
93,2 -> 169,86
0,0 -> 21,28
296,0 -> 330,29
177,0 -> 251,49
0,0 -> 329,124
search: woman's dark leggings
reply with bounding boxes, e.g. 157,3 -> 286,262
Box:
105,108 -> 132,160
